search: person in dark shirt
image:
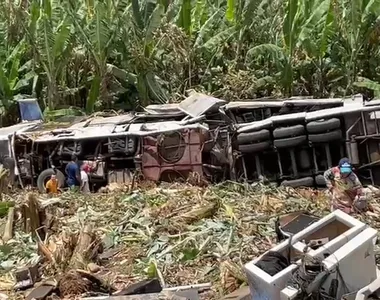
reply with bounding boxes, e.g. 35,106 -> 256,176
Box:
65,154 -> 81,189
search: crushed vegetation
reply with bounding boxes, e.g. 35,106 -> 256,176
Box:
2,181 -> 380,299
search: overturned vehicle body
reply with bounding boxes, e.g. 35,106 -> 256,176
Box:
5,93 -> 380,191
233,96 -> 380,188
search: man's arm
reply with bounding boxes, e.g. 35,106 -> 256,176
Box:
349,173 -> 363,195
79,172 -> 85,189
76,167 -> 81,185
324,168 -> 335,190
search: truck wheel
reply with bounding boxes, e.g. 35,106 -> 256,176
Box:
309,130 -> 342,143
315,175 -> 326,186
274,135 -> 307,149
239,141 -> 271,153
37,169 -> 65,193
273,125 -> 305,139
306,118 -> 340,134
281,177 -> 314,188
237,129 -> 270,144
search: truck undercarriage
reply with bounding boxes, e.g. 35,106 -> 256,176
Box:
3,93 -> 380,192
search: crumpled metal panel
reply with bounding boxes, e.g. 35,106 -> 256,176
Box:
144,103 -> 183,116
86,114 -> 135,125
179,93 -> 226,118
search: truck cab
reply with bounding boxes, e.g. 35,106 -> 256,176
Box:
0,99 -> 43,186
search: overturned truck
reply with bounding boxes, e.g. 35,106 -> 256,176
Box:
5,93 -> 380,191
232,96 -> 380,187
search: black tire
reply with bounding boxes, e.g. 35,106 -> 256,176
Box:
239,141 -> 271,153
274,135 -> 307,149
309,129 -> 342,143
273,125 -> 305,139
315,175 -> 326,186
37,168 -> 65,193
306,118 -> 340,134
237,129 -> 270,144
281,177 -> 314,188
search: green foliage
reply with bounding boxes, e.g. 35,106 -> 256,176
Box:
355,77 -> 380,98
0,0 -> 379,121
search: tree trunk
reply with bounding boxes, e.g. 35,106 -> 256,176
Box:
47,80 -> 58,111
22,193 -> 41,236
69,225 -> 96,270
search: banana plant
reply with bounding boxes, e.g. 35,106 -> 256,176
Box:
0,0 -> 28,51
245,0 -> 334,96
168,1 -> 235,90
225,0 -> 273,57
245,0 -> 304,96
125,0 -> 169,106
64,0 -> 129,113
354,77 -> 380,98
24,0 -> 74,111
0,42 -> 36,111
178,0 -> 192,35
339,0 -> 380,94
297,0 -> 335,96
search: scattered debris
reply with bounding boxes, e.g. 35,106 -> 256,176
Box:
245,209 -> 380,299
87,263 -> 101,274
3,181 -> 377,299
221,286 -> 250,300
113,279 -> 162,296
25,282 -> 55,300
14,264 -> 40,290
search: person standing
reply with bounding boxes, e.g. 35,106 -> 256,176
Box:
80,163 -> 90,193
323,157 -> 366,214
65,154 -> 81,190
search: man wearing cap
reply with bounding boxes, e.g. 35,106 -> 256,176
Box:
323,158 -> 366,214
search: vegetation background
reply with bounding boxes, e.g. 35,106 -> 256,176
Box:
1,0 -> 380,124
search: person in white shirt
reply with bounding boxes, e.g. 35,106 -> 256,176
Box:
80,163 -> 90,193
